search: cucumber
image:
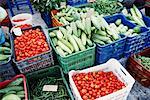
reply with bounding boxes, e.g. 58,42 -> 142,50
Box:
2,94 -> 21,100
7,78 -> 23,87
72,35 -> 86,51
133,26 -> 140,33
2,91 -> 16,98
56,46 -> 66,57
65,16 -> 74,22
57,40 -> 72,54
68,34 -> 79,52
60,38 -> 74,52
81,32 -> 87,46
0,86 -> 23,93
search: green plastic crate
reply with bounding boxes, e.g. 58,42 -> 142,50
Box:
48,28 -> 96,73
26,65 -> 74,100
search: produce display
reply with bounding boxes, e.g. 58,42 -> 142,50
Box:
29,77 -> 70,100
122,5 -> 146,27
14,28 -> 49,61
0,78 -> 25,100
72,71 -> 125,100
90,0 -> 123,15
49,17 -> 94,57
0,36 -> 11,63
53,6 -> 99,25
109,19 -> 141,36
136,56 -> 150,70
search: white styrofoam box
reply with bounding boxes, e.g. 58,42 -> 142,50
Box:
69,58 -> 135,100
11,13 -> 32,26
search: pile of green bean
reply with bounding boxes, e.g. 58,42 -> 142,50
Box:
30,77 -> 70,100
90,0 -> 123,15
138,56 -> 150,70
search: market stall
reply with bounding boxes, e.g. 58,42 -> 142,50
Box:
0,0 -> 150,100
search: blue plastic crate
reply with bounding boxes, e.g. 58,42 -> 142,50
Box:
142,15 -> 150,27
147,31 -> 150,48
41,12 -> 52,28
67,0 -> 87,6
104,14 -> 149,58
96,35 -> 126,64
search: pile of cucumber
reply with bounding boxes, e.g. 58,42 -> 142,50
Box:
122,5 -> 146,27
54,6 -> 99,25
0,38 -> 11,63
49,17 -> 94,57
109,19 -> 141,36
0,78 -> 25,100
91,15 -> 121,45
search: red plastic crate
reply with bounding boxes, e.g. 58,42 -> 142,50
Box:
127,48 -> 150,87
0,74 -> 28,100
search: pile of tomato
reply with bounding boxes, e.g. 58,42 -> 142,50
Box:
14,28 -> 49,61
72,71 -> 125,100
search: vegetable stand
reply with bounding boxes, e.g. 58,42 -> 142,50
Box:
1,1 -> 150,100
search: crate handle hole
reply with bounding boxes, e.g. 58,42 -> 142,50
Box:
120,68 -> 127,76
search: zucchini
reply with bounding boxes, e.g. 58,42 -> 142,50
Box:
52,38 -> 58,47
97,30 -> 107,36
66,26 -> 72,35
0,47 -> 11,54
115,19 -> 122,26
60,38 -> 74,52
68,34 -> 79,52
81,32 -> 87,46
56,30 -> 63,40
92,38 -> 105,45
86,39 -> 93,47
65,16 -> 74,22
49,32 -> 56,38
133,5 -> 142,19
92,34 -> 110,42
91,16 -> 101,29
85,18 -> 91,38
71,22 -> 78,37
73,35 -> 86,51
59,27 -> 67,40
56,46 -> 66,57
0,86 -> 23,93
7,78 -> 23,87
2,94 -> 21,100
76,20 -> 84,31
77,29 -> 81,37
57,40 -> 72,54
0,54 -> 10,61
17,91 -> 25,95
